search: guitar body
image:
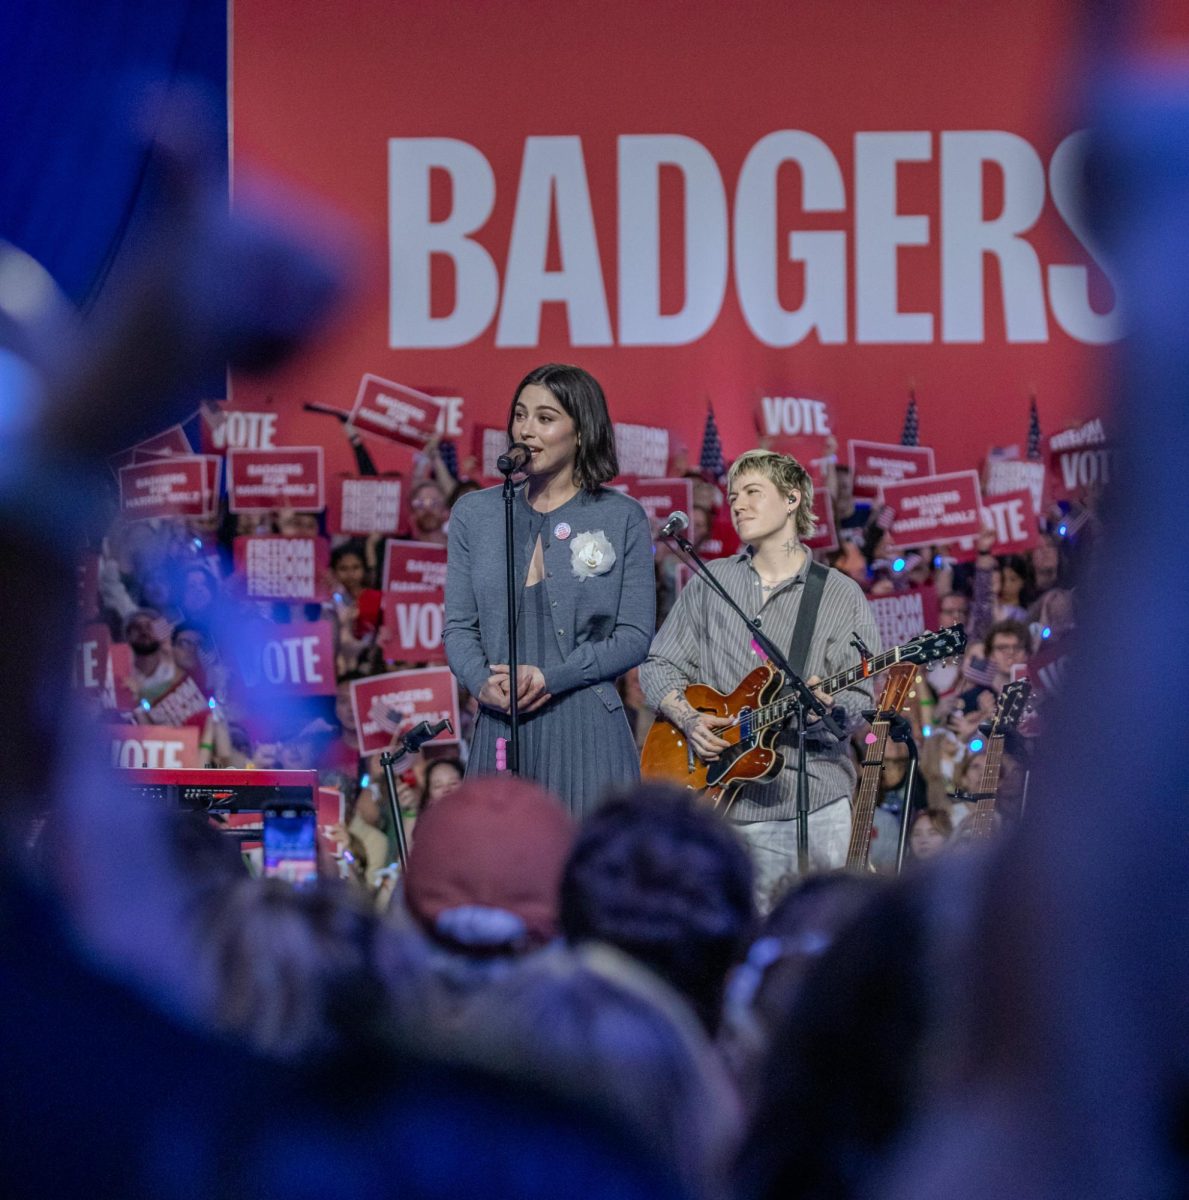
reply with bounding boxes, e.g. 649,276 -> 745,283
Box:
640,665 -> 785,811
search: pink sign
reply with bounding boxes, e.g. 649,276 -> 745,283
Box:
381,539 -> 448,593
349,666 -> 460,755
618,477 -> 694,537
867,585 -> 940,651
880,470 -> 983,548
331,476 -> 403,535
118,457 -> 210,520
350,374 -> 444,447
848,440 -> 937,499
109,424 -> 193,472
234,536 -> 330,601
108,725 -> 201,770
227,447 -> 325,512
238,619 -> 337,695
381,589 -> 446,664
803,491 -> 838,554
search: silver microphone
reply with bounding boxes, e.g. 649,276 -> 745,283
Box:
659,510 -> 690,538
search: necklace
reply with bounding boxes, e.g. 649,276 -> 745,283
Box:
760,576 -> 794,592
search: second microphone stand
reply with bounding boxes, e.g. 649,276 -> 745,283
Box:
666,527 -> 844,873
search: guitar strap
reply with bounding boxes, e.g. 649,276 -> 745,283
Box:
788,560 -> 829,677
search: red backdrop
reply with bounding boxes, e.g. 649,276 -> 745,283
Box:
229,0 -> 1116,482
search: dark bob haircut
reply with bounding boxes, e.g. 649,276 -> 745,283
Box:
507,363 -> 619,491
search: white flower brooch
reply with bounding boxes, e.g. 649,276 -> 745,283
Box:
570,529 -> 616,580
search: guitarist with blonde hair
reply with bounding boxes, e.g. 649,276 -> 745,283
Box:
640,450 -> 880,905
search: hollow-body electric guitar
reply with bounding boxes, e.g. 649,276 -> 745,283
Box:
640,626 -> 966,811
845,662 -> 919,872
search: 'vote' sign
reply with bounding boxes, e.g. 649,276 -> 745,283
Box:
238,620 -> 337,695
381,590 -> 446,664
109,725 -> 201,769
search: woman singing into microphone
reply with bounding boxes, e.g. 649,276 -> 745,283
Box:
443,364 -> 655,817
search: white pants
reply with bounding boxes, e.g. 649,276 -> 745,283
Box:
731,800 -> 851,912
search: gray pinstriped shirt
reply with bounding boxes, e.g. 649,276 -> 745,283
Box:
640,549 -> 881,822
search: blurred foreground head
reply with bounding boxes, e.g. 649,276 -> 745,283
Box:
560,785 -> 756,1034
404,775 -> 575,954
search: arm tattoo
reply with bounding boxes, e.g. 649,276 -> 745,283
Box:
659,691 -> 702,734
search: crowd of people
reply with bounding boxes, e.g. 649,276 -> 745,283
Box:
2,70 -> 1182,1200
80,399 -> 1085,903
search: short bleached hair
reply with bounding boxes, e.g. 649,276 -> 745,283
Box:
727,449 -> 817,539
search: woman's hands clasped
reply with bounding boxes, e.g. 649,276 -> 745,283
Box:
478,664 -> 552,714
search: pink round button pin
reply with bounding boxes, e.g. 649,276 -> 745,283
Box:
554,521 -> 572,540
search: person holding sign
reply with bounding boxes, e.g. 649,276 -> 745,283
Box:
444,364 -> 655,817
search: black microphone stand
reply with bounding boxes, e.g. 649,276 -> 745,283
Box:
666,527 -> 844,873
499,460 -> 522,774
886,712 -> 920,875
378,718 -> 454,871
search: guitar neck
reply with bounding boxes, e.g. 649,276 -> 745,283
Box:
969,735 -> 1007,839
754,645 -> 911,733
845,720 -> 890,870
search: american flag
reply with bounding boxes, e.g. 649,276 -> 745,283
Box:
437,438 -> 460,479
1026,395 -> 1043,460
699,404 -> 726,481
901,390 -> 920,446
874,503 -> 896,530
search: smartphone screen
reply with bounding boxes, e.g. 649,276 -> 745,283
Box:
263,807 -> 318,886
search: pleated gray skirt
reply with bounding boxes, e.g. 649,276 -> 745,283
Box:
465,581 -> 640,819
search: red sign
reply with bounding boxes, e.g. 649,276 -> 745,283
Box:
230,0 -> 1120,497
350,374 -> 444,447
983,489 -> 1041,555
617,477 -> 693,537
238,619 -> 337,695
984,455 -> 1045,515
146,675 -> 210,728
74,623 -> 111,695
108,725 -> 201,770
234,536 -> 330,601
803,491 -> 838,554
203,406 -> 281,452
104,643 -> 136,712
880,470 -> 983,548
381,539 -> 448,592
381,589 -> 446,663
1046,418 -> 1115,503
349,667 -> 460,755
848,441 -> 937,499
613,423 -> 670,478
473,424 -> 509,481
109,424 -> 193,472
756,394 -> 834,441
119,457 -> 210,520
331,476 -> 403,535
867,585 -> 940,650
227,447 -> 325,512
